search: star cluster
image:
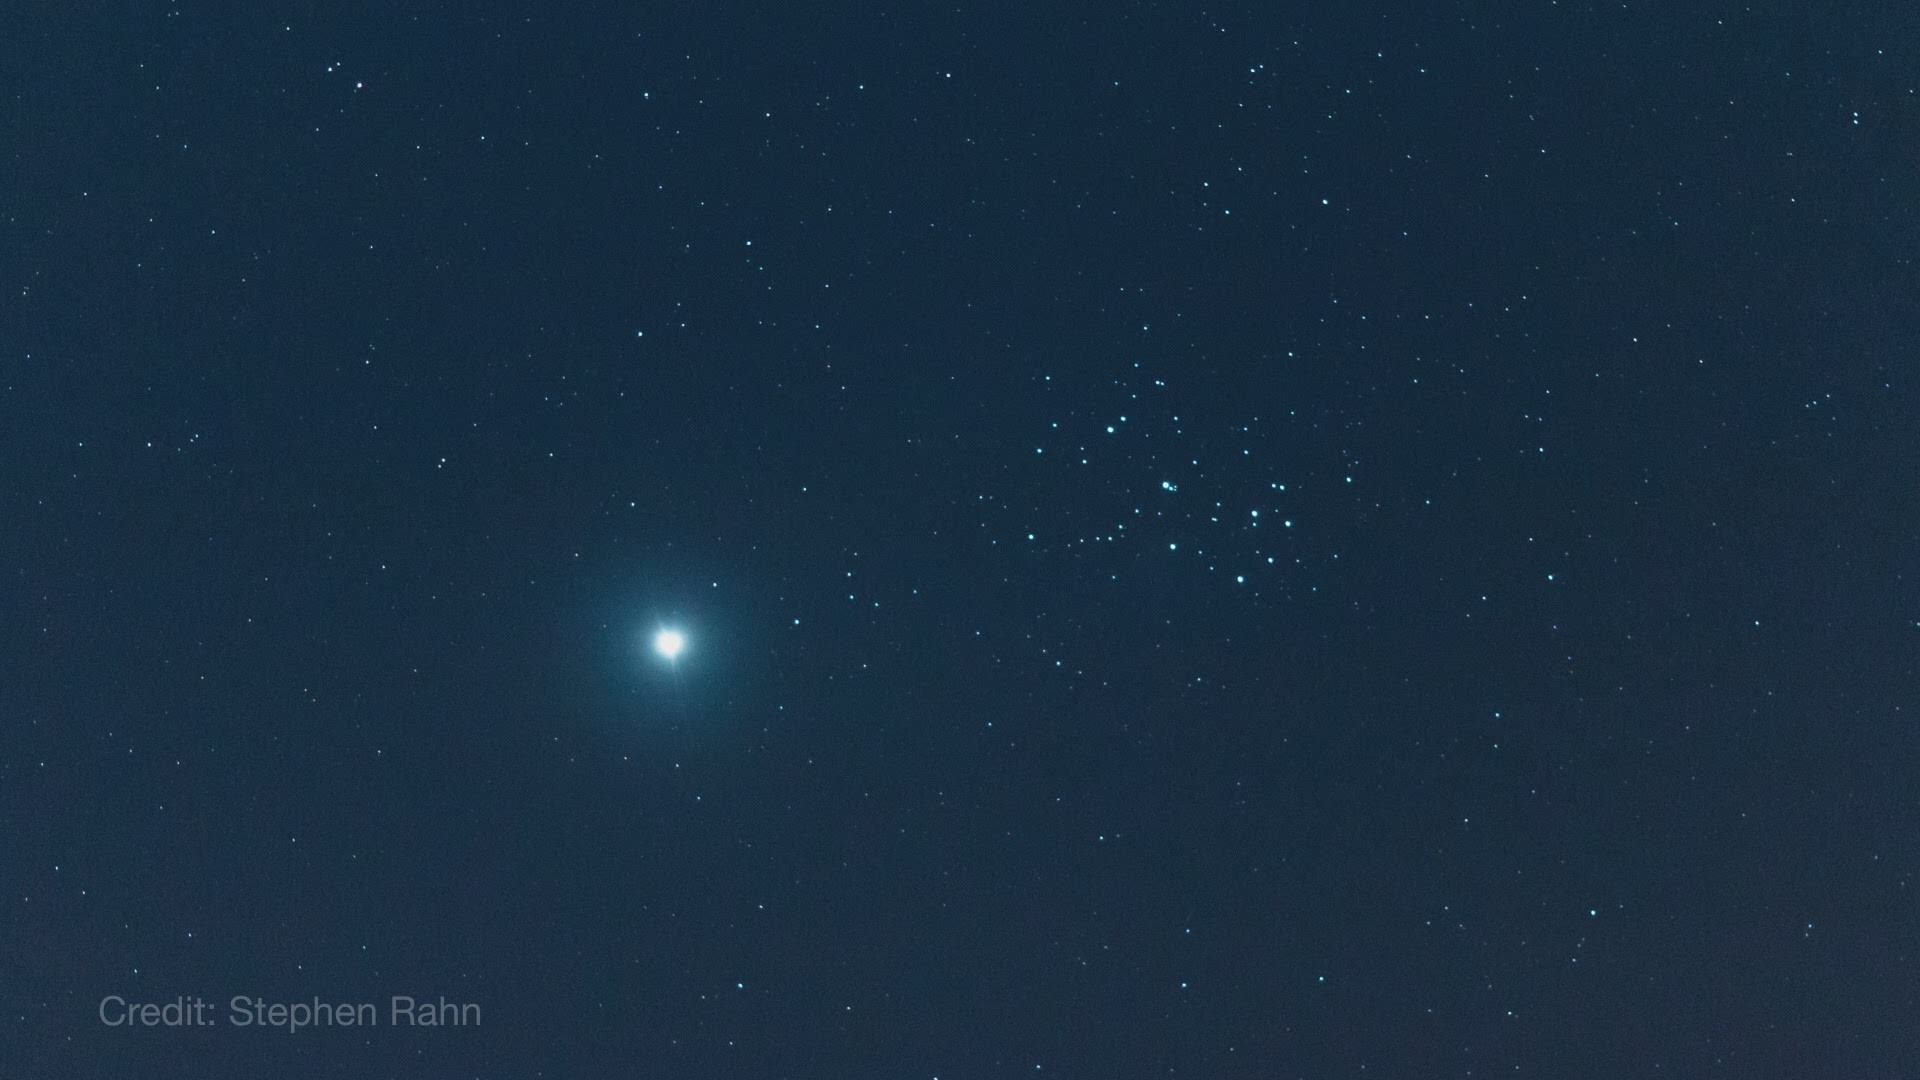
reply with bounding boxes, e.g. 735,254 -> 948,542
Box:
7,4 -> 1917,1078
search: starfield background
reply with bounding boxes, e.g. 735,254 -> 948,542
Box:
6,2 -> 1919,1077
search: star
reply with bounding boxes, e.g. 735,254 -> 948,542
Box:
653,629 -> 686,660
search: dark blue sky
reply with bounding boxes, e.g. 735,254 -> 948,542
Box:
8,2 -> 1918,1077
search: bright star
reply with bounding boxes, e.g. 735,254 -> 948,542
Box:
653,629 -> 685,660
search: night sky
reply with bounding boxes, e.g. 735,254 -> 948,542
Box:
8,3 -> 1919,1077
